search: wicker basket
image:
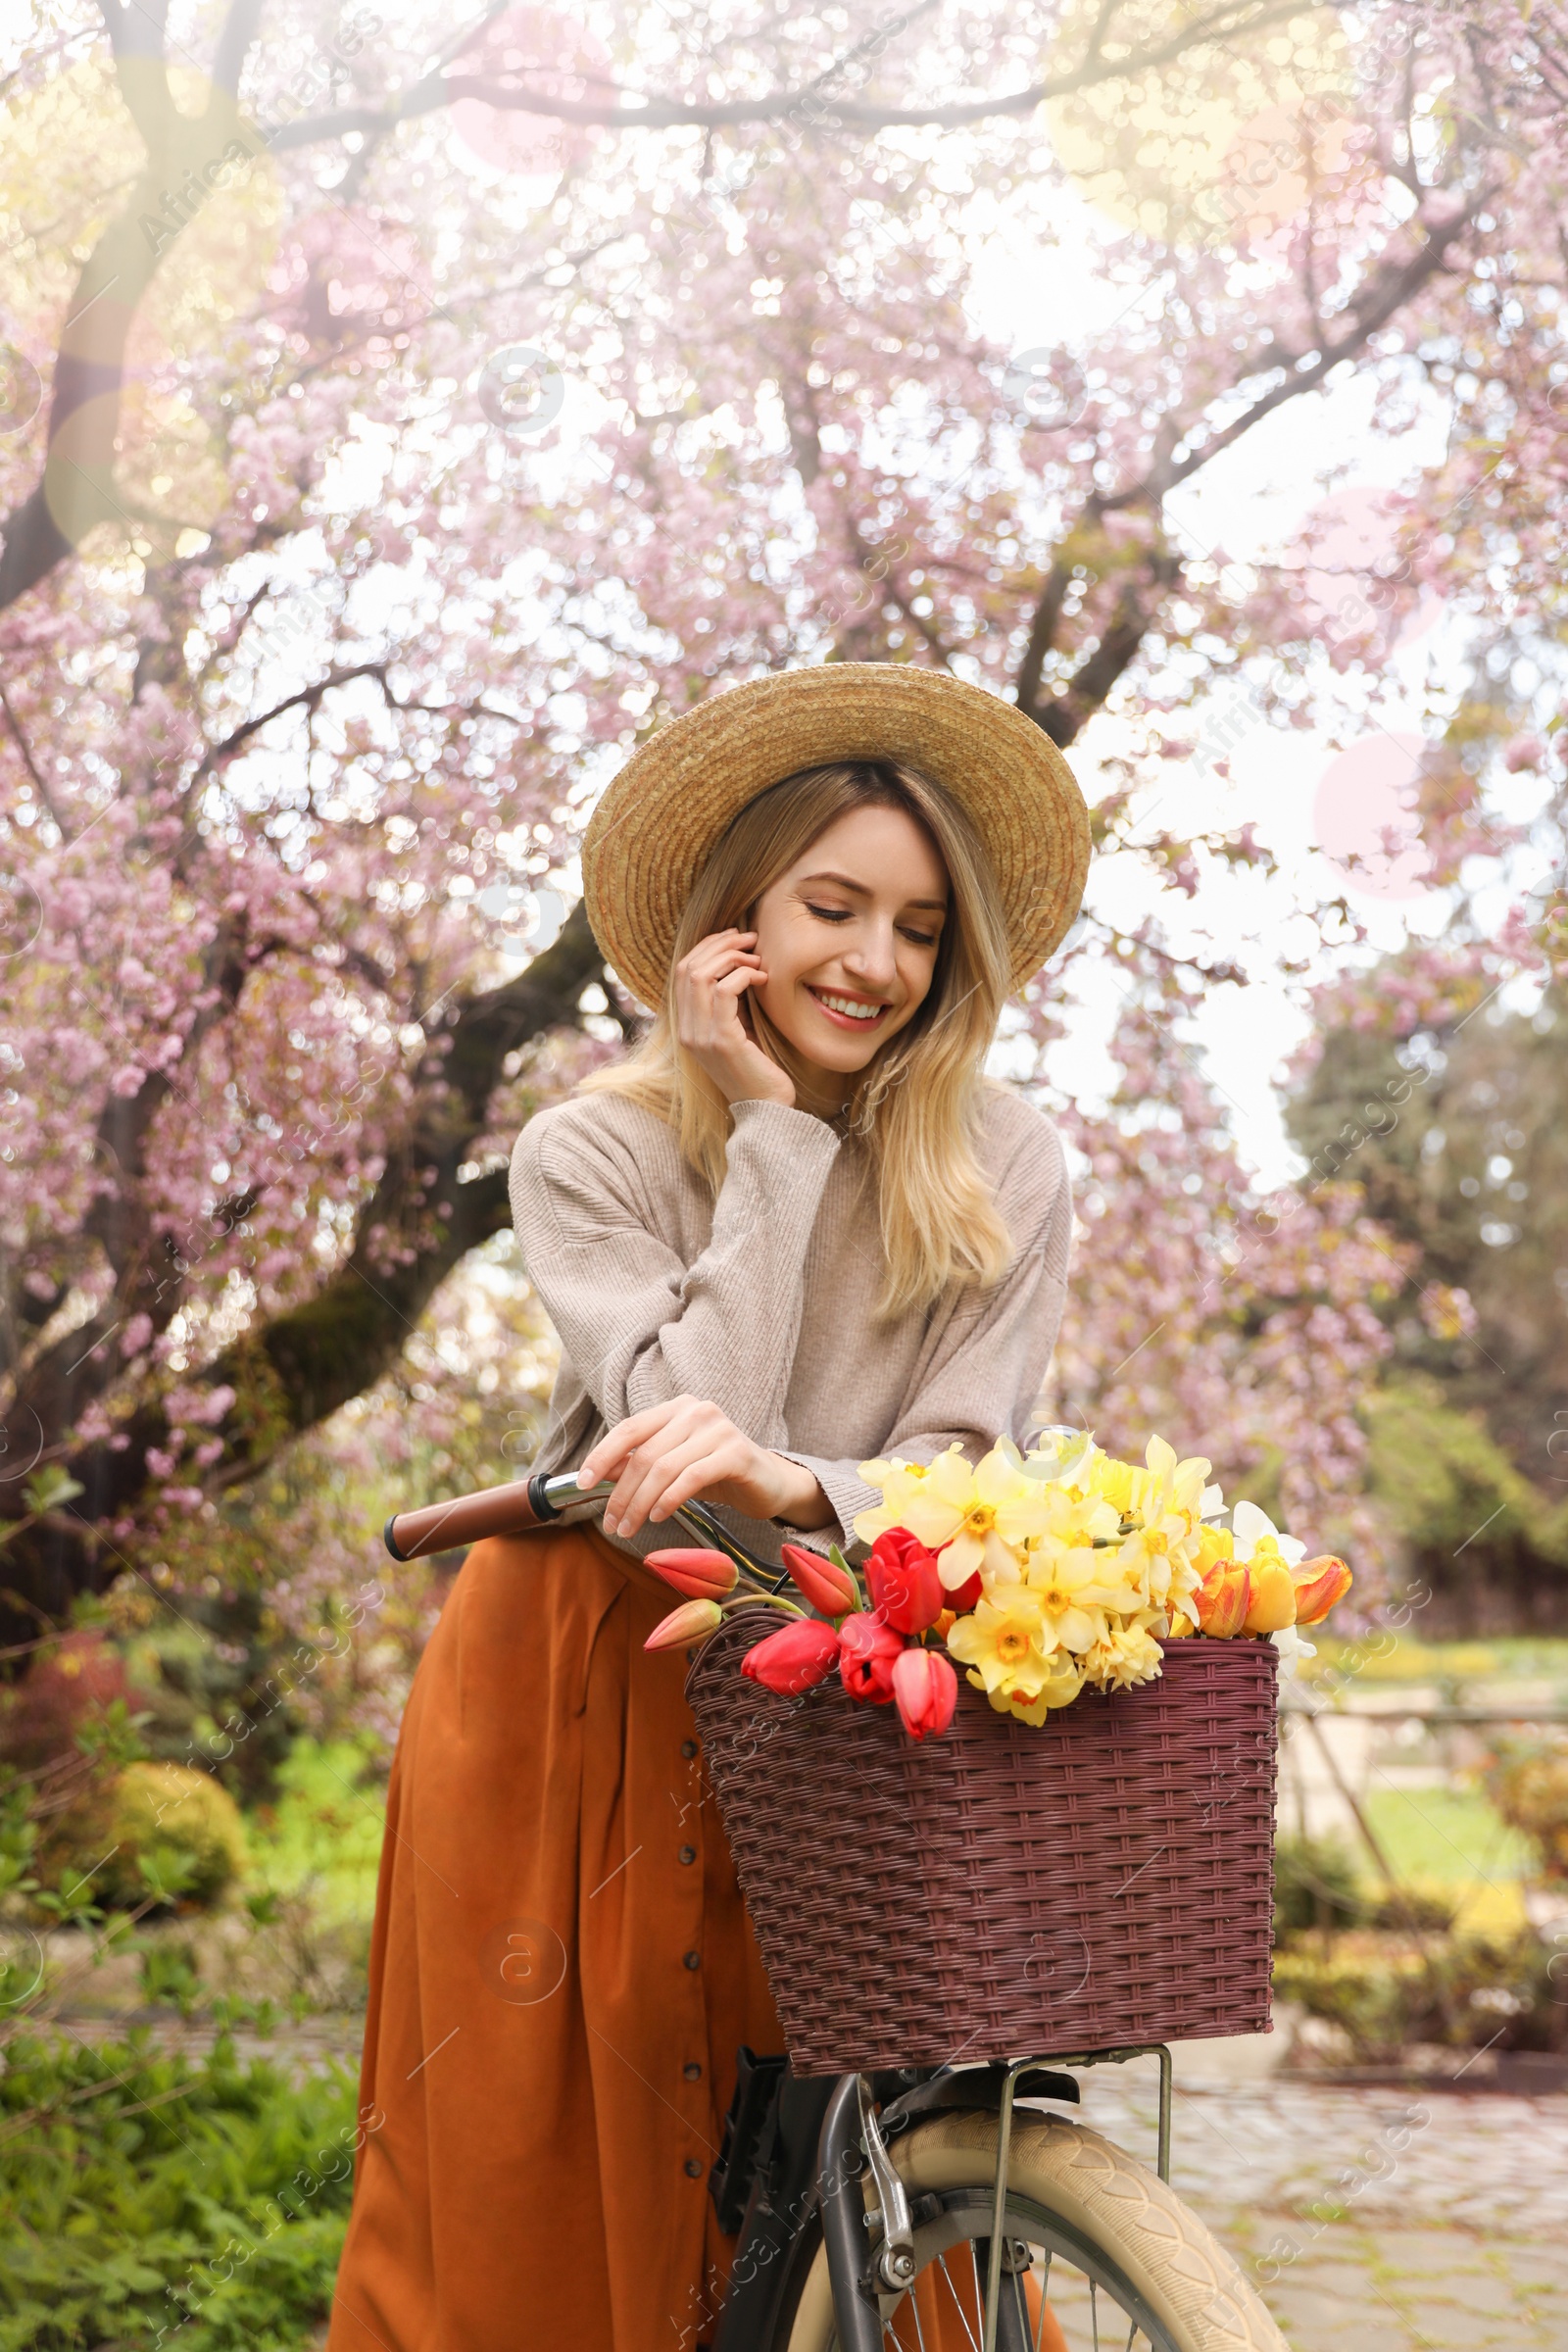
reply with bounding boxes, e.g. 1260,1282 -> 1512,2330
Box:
685,1617 -> 1278,2076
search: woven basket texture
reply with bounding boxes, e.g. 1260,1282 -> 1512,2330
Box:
685,1618 -> 1278,2077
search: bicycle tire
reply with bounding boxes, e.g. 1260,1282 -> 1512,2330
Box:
781,2107 -> 1288,2352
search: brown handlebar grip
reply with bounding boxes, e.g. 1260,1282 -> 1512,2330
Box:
383,1478 -> 547,1562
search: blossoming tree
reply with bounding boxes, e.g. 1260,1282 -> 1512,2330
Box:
1,0 -> 1564,1626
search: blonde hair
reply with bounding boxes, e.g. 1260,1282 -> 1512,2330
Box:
583,760 -> 1014,1315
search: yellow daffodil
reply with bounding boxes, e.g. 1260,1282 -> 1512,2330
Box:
857,1444 -> 1047,1590
1021,1540 -> 1127,1653
1144,1433 -> 1212,1508
1112,1513 -> 1177,1608
994,1652 -> 1086,1723
1078,1619 -> 1164,1692
946,1589 -> 1058,1701
1082,1448 -> 1138,1515
1034,1482 -> 1122,1549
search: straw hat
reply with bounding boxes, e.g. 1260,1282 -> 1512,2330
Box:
581,664 -> 1090,1009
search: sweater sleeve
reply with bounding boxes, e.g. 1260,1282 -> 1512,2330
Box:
510,1097 -> 842,1446
778,1112 -> 1075,1546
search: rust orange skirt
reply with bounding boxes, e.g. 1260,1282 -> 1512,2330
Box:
326,1523 -> 1032,2352
326,1522 -> 779,2352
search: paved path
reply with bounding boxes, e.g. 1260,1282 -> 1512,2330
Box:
1077,2051 -> 1568,2350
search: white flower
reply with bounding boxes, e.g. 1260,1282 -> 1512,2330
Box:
1231,1498 -> 1305,1569
1270,1624 -> 1316,1679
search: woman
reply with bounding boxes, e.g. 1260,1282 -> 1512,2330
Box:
327,664 -> 1090,2352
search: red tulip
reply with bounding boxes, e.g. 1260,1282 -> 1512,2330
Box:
865,1527 -> 944,1635
837,1612 -> 905,1704
779,1542 -> 858,1617
645,1598 -> 722,1652
892,1645 -> 958,1740
940,1556 -> 983,1613
1292,1554 -> 1353,1626
646,1547 -> 739,1599
741,1616 -> 841,1694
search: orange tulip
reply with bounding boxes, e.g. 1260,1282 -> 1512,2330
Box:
1243,1559 -> 1298,1634
1292,1554 -> 1353,1626
779,1541 -> 858,1616
646,1547 -> 739,1599
644,1598 -> 723,1651
1192,1561 -> 1251,1640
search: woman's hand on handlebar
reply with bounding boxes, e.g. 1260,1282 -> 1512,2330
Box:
578,1397 -> 834,1538
673,930 -> 794,1107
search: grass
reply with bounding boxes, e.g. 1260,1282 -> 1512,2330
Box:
0,2033 -> 358,2352
1363,1784 -> 1538,1933
241,1740 -> 386,1927
1308,1633 -> 1568,1687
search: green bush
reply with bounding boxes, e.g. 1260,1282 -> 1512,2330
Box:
1274,1930 -> 1568,2062
1483,1732 -> 1568,1884
0,2032 -> 362,2351
1272,1833 -> 1367,1940
93,1763 -> 249,1913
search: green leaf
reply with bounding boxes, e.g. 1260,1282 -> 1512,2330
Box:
22,1464 -> 86,1514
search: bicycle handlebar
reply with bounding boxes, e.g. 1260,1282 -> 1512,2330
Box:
383,1470 -> 610,1561
383,1471 -> 777,1586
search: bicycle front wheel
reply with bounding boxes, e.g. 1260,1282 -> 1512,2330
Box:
783,2107 -> 1287,2352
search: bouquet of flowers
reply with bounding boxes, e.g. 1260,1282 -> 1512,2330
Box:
643,1428 -> 1352,1742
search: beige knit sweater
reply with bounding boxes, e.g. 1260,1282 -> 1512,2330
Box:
508,1086 -> 1074,1564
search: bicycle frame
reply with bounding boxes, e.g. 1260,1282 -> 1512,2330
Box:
716,2047 -> 1174,2351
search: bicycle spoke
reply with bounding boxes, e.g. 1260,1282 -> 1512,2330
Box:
874,2219 -> 1161,2352
933,2250 -> 983,2352
1032,2253 -> 1054,2352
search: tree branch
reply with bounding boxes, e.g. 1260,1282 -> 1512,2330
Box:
1014,552 -> 1078,723
1110,193 -> 1494,514
260,0 -> 1304,149
36,900 -> 607,1602
192,663 -> 390,779
0,672 -> 71,837
95,0 -> 174,151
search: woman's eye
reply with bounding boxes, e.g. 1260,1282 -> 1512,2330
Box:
901,928 -> 939,948
805,902 -> 853,923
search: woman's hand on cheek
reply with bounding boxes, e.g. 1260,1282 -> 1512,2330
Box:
577,1397 -> 832,1536
673,931 -> 795,1108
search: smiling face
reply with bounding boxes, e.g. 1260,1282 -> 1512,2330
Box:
748,802 -> 950,1090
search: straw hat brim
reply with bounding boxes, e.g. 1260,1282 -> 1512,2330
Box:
581,664 -> 1090,1009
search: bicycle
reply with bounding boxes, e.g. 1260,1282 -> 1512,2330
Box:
386,1473 -> 1289,2352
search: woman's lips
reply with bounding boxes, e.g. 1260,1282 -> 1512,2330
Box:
807,986 -> 891,1030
